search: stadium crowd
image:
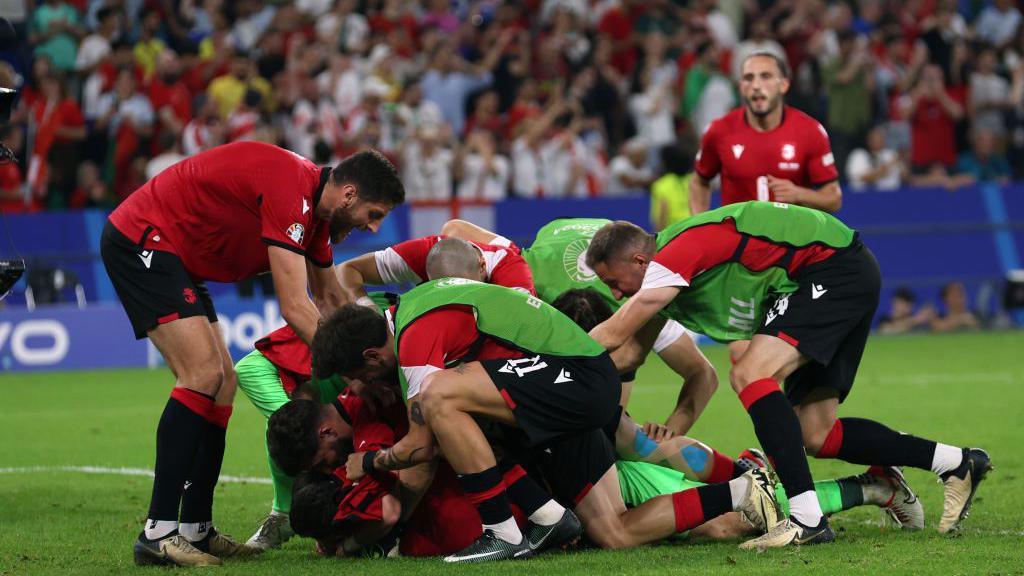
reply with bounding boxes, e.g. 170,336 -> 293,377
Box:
6,0 -> 1024,213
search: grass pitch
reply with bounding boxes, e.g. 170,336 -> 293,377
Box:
2,331 -> 1023,575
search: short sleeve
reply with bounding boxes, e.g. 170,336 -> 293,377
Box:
375,236 -> 440,284
260,167 -> 315,256
397,307 -> 478,398
306,221 -> 333,267
807,122 -> 839,186
694,121 -> 721,180
649,223 -> 741,286
488,251 -> 537,295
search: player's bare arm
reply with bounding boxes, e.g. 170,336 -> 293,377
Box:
336,253 -> 385,305
345,397 -> 436,480
269,246 -> 322,345
306,259 -> 347,317
689,175 -> 713,215
657,334 -> 718,436
768,176 -> 842,213
590,286 -> 680,353
441,219 -> 501,245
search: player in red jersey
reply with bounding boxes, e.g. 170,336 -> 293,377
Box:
690,52 -> 842,214
100,141 -> 404,567
239,233 -> 535,549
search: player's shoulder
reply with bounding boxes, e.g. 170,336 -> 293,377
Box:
784,106 -> 829,137
708,108 -> 747,133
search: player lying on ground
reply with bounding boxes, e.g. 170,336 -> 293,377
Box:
553,287 -> 926,531
236,234 -> 535,549
587,201 -> 992,549
100,142 -> 404,567
443,218 -> 765,484
299,281 -> 781,563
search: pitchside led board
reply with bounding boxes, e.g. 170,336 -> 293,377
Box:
0,299 -> 286,372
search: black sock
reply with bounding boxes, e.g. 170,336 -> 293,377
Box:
672,483 -> 733,532
739,379 -> 815,498
148,388 -> 213,523
816,417 -> 936,470
835,476 -> 866,509
459,467 -> 514,527
179,406 -> 229,528
499,462 -> 548,517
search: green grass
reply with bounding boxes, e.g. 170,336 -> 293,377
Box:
2,332 -> 1023,575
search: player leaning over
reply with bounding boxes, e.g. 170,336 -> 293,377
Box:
443,217 -> 764,484
101,142 -> 404,566
588,202 -> 991,548
238,233 -> 535,549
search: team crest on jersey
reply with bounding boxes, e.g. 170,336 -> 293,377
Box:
436,277 -> 481,288
286,223 -> 304,243
563,239 -> 597,282
781,144 -> 795,160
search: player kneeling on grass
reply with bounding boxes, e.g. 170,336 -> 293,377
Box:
587,202 -> 992,548
304,281 -> 780,563
554,288 -> 932,533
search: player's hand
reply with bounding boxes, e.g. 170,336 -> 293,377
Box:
766,176 -> 803,204
642,422 -> 676,442
346,451 -> 368,481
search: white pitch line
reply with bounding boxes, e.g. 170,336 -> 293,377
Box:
0,465 -> 272,485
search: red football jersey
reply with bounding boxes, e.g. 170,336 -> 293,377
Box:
375,236 -> 535,295
108,141 -> 333,283
694,106 -> 839,206
397,305 -> 523,399
257,236 -> 534,385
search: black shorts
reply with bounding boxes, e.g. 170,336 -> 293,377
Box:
534,429 -> 616,507
756,240 -> 881,405
482,352 -> 621,447
100,221 -> 217,339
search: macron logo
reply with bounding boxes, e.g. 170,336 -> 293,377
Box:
732,144 -> 745,159
138,250 -> 153,269
554,368 -> 573,384
811,284 -> 828,299
302,198 -> 310,215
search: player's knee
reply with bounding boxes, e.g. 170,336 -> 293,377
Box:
587,525 -> 632,550
728,363 -> 757,394
380,495 -> 401,529
800,419 -> 833,456
185,362 -> 226,395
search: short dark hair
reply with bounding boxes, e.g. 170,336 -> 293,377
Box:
660,144 -> 693,175
267,399 -> 322,476
742,51 -> 790,79
551,289 -> 614,332
585,221 -> 655,269
311,304 -> 388,380
893,286 -> 916,303
290,472 -> 344,540
330,150 -> 405,206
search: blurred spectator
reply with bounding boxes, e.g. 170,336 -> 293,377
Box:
134,8 -> 167,79
75,6 -> 120,73
968,46 -> 1013,139
823,30 -> 873,173
463,90 -> 503,140
899,64 -> 964,177
692,0 -> 738,49
732,19 -> 787,81
955,128 -> 1011,185
650,144 -> 694,232
931,282 -> 981,332
421,31 -> 512,135
846,125 -> 904,191
919,0 -> 968,80
28,72 -> 85,208
877,287 -> 935,334
226,88 -> 264,142
393,77 -> 443,141
182,96 -> 224,156
145,133 -> 186,180
455,130 -> 509,201
608,137 -> 653,195
95,67 -> 154,198
630,62 -> 676,167
0,126 -> 27,213
147,51 -> 193,153
317,52 -> 363,117
974,0 -> 1022,50
68,161 -> 115,209
315,0 -> 369,54
208,55 -> 272,119
401,123 -> 453,201
681,40 -> 735,139
30,0 -> 84,72
230,0 -> 276,53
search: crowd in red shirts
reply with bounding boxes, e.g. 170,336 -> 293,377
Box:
6,0 -> 1024,213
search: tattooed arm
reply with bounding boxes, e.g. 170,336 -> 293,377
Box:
345,397 -> 437,480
